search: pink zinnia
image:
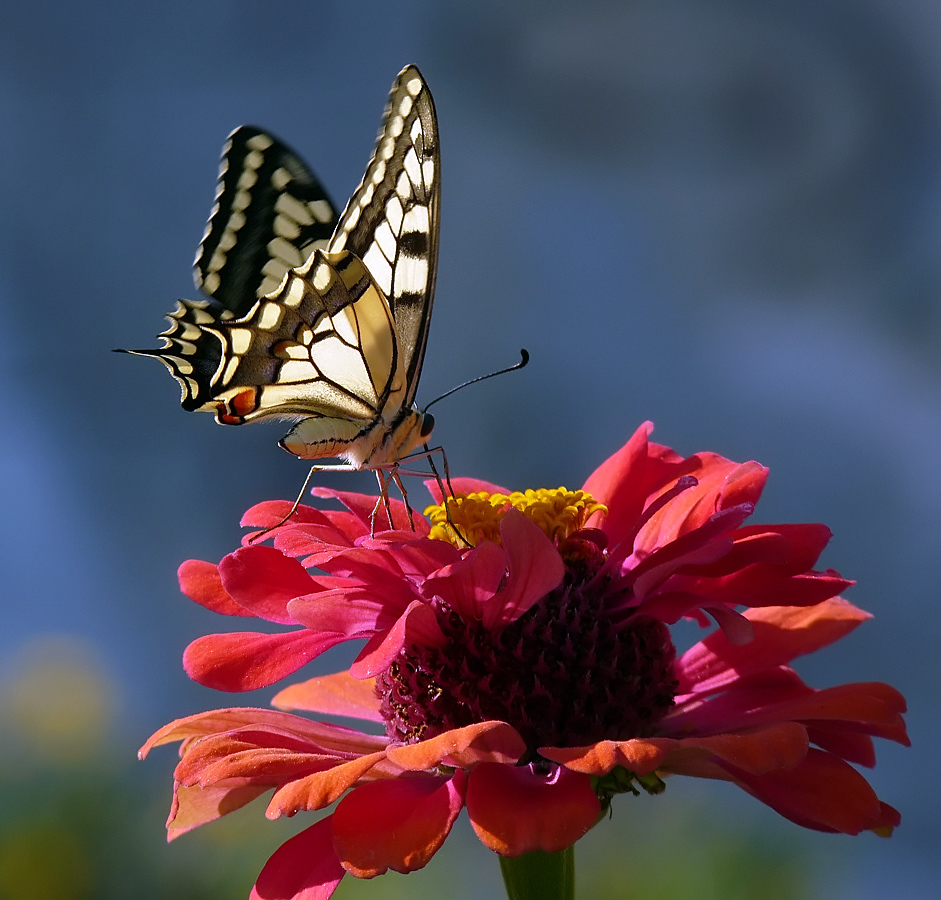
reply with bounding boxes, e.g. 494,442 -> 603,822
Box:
141,422 -> 908,900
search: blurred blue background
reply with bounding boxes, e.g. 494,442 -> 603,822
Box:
0,1 -> 936,897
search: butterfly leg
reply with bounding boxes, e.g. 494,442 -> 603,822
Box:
371,469 -> 398,536
390,469 -> 421,531
422,445 -> 471,548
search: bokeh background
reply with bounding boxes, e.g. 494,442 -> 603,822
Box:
1,1 -> 936,897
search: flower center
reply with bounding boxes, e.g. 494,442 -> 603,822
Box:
377,488 -> 678,758
425,487 -> 606,550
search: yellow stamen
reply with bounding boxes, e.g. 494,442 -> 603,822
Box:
425,488 -> 606,548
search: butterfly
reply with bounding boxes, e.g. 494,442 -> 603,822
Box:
123,65 -> 440,495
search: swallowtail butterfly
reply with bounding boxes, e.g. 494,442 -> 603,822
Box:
124,65 -> 439,475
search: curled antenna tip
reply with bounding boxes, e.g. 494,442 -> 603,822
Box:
423,348 -> 532,413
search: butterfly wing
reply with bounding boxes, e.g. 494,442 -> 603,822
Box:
330,64 -> 439,406
195,126 -> 339,316
124,66 -> 440,468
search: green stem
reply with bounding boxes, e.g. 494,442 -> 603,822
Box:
498,847 -> 574,900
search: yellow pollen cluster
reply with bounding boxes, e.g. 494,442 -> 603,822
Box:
425,487 -> 607,548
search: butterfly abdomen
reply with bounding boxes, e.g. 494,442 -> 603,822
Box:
279,404 -> 433,466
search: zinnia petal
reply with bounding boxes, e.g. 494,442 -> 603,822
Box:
272,672 -> 383,722
724,748 -> 892,835
466,763 -> 600,855
183,630 -> 346,692
178,559 -> 251,617
249,817 -> 346,900
219,546 -> 323,624
332,771 -> 467,877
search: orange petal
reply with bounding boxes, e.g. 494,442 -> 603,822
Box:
385,721 -> 526,770
272,672 -> 383,722
168,781 -> 269,839
266,752 -> 387,817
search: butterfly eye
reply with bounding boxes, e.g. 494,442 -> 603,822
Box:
420,413 -> 435,439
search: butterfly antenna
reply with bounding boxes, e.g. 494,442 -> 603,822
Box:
422,349 -> 529,414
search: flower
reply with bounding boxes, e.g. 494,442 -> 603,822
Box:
141,422 -> 908,900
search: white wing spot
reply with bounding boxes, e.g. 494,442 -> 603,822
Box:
421,159 -> 435,188
232,189 -> 251,212
276,193 -> 314,225
312,262 -> 333,292
209,248 -> 227,273
309,199 -> 333,223
221,354 -> 241,387
396,171 -> 411,199
405,76 -> 422,96
271,167 -> 292,190
374,220 -> 396,262
388,115 -> 404,138
268,236 -> 304,268
245,149 -> 264,170
278,359 -> 317,383
394,254 -> 429,295
262,259 -> 287,282
402,147 -> 421,190
284,277 -> 305,308
229,210 -> 246,232
402,204 -> 430,237
246,133 -> 273,151
229,328 -> 252,355
257,301 -> 283,331
385,195 -> 404,233
274,214 -> 301,240
363,243 -> 393,294
218,230 -> 237,252
398,95 -> 414,119
370,159 -> 387,185
203,272 -> 220,294
237,169 -> 258,190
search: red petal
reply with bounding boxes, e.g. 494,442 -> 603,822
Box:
675,597 -> 870,694
249,817 -> 346,900
725,748 -> 891,834
582,423 -> 684,546
219,546 -> 321,624
466,763 -> 600,855
183,630 -> 345,692
386,721 -> 527,770
309,487 -> 430,536
422,541 -> 506,620
349,600 -> 446,678
272,672 -> 382,722
287,587 -> 387,636
484,511 -> 565,629
332,772 -> 466,877
178,559 -> 251,616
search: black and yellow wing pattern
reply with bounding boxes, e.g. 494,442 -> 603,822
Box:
126,65 -> 439,468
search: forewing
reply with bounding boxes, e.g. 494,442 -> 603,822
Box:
329,65 -> 439,406
196,126 -> 339,317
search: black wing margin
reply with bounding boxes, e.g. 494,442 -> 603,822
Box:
329,65 -> 440,407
